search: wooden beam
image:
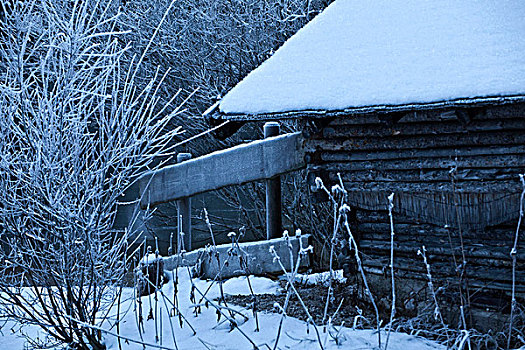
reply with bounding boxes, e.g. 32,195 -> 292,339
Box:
264,122 -> 282,240
323,118 -> 525,138
138,132 -> 305,208
305,130 -> 525,152
176,153 -> 192,252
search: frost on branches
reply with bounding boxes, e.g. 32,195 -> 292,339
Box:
0,1 -> 182,349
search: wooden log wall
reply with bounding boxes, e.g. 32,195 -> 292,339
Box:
303,103 -> 525,192
301,103 -> 525,303
302,103 -> 525,229
354,208 -> 524,308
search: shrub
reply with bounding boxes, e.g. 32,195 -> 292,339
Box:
0,0 -> 181,348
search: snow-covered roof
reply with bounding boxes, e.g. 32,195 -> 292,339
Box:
217,0 -> 525,119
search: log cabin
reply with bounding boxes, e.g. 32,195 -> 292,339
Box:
204,0 -> 525,325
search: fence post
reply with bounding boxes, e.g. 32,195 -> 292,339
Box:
177,153 -> 192,252
264,122 -> 282,240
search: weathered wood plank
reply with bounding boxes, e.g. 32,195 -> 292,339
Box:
355,209 -> 519,231
264,122 -> 283,240
305,130 -> 525,152
359,241 -> 525,262
323,118 -> 525,139
163,235 -> 311,279
320,145 -> 525,162
328,103 -> 524,125
323,180 -> 523,193
363,265 -> 525,293
138,132 -> 305,208
363,245 -> 517,269
362,255 -> 521,277
360,226 -> 516,244
317,154 -> 525,172
362,257 -> 523,286
328,167 -> 523,182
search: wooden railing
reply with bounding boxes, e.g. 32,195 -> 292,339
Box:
130,123 -> 306,251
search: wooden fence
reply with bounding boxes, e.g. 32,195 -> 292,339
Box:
130,123 -> 305,251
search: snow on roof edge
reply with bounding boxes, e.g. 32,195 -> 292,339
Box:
209,94 -> 525,122
217,0 -> 525,117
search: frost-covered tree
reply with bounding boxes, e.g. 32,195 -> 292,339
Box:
0,0 -> 182,348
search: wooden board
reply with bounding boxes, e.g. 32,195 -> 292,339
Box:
138,132 -> 305,208
163,235 -> 311,279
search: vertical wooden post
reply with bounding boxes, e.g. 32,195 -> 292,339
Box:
177,153 -> 192,252
264,122 -> 282,240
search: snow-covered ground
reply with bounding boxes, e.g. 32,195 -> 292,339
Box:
0,268 -> 446,350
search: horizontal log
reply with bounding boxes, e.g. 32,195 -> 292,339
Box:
382,227 -> 517,240
363,245 -> 516,269
328,104 -> 524,126
324,180 -> 523,193
327,167 -> 523,183
360,234 -> 519,264
319,145 -> 525,162
138,132 -> 305,208
355,210 -> 517,231
317,154 -> 525,172
363,266 -> 525,294
305,130 -> 525,152
363,255 -> 519,277
358,222 -> 517,240
323,118 -> 525,139
362,257 -> 523,286
361,230 -> 517,246
305,173 -> 523,192
360,236 -> 517,254
163,235 -> 311,278
359,240 -> 525,262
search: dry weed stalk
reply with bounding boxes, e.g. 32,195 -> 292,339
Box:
385,193 -> 396,350
315,175 -> 382,348
269,236 -> 324,350
508,174 -> 525,349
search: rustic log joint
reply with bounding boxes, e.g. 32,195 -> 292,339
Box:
377,111 -> 405,126
302,117 -> 334,139
455,107 -> 485,127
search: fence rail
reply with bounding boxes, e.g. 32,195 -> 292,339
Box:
137,131 -> 305,209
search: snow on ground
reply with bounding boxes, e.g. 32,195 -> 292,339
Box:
1,321 -> 51,349
0,268 -> 446,350
219,0 -> 525,115
192,274 -> 281,299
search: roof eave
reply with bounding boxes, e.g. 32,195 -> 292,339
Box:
208,94 -> 525,121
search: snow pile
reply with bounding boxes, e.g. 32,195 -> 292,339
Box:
0,268 -> 447,349
220,0 -> 525,115
285,269 -> 347,286
193,275 -> 281,299
105,269 -> 445,349
140,253 -> 163,265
